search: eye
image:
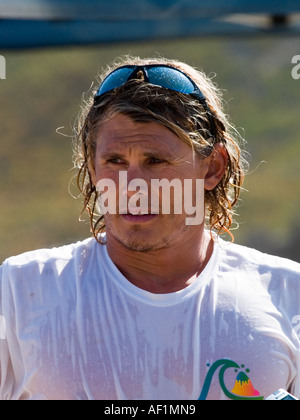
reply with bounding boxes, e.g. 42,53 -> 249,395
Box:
106,157 -> 126,165
147,156 -> 166,165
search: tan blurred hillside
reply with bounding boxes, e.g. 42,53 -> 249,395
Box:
0,35 -> 300,262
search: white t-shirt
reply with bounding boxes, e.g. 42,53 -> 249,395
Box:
0,235 -> 299,400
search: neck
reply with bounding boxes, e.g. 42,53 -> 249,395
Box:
105,229 -> 214,294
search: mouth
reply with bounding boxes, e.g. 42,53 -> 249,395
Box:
121,213 -> 158,223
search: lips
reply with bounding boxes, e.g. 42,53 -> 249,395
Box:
121,213 -> 158,223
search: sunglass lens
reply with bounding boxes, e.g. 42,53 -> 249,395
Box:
96,67 -> 134,96
147,67 -> 195,94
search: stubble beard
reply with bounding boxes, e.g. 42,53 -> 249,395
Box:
106,215 -> 190,253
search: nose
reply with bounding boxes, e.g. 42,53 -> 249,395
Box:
126,162 -> 148,183
119,166 -> 150,196
128,163 -> 152,189
118,166 -> 150,214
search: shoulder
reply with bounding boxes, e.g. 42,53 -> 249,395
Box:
2,237 -> 93,266
215,240 -> 300,339
0,237 -> 102,286
0,236 -> 110,318
218,238 -> 300,276
216,239 -> 300,305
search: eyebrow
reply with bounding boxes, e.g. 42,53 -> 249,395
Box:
98,148 -> 175,160
98,151 -> 126,160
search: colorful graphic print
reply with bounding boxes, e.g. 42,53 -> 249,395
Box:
198,359 -> 263,400
231,370 -> 260,397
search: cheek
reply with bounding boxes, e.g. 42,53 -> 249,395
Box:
93,160 -> 119,183
172,166 -> 207,185
87,149 -> 98,186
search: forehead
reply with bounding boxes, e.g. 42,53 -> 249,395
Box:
95,113 -> 191,155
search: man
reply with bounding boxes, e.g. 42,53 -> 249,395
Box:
0,56 -> 299,400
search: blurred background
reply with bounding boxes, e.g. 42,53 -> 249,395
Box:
0,1 -> 300,263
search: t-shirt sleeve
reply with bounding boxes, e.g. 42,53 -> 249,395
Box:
292,323 -> 300,399
278,264 -> 300,399
270,260 -> 300,398
289,276 -> 300,399
0,262 -> 17,400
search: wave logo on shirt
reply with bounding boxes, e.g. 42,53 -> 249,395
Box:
198,359 -> 264,400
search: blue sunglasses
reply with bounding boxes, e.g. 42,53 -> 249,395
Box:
94,64 -> 218,141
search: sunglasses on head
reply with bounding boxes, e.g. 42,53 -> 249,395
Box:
94,64 -> 218,143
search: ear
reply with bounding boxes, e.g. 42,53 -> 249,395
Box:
204,143 -> 228,191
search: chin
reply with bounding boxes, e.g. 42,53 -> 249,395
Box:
114,232 -> 170,253
106,215 -> 188,252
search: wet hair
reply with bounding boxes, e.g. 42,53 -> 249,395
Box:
73,55 -> 247,242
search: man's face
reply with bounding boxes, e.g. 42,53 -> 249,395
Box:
91,113 -> 210,252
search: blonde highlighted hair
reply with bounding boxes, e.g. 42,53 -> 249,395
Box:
73,55 -> 247,242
